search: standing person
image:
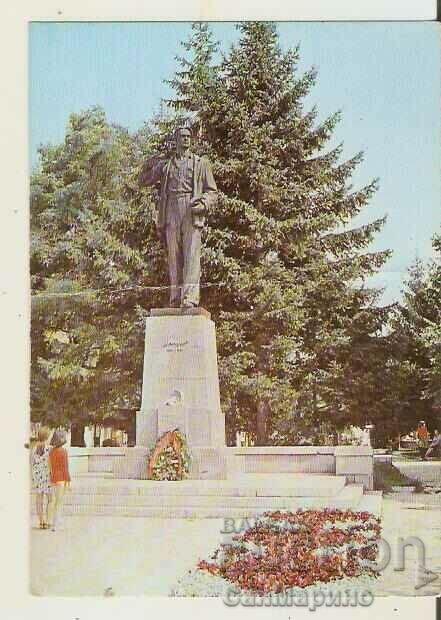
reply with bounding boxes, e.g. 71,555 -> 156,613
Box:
139,126 -> 218,308
30,426 -> 52,529
48,429 -> 70,531
416,420 -> 429,460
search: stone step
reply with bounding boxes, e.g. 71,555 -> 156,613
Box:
56,504 -> 293,519
62,487 -> 358,510
31,484 -> 366,518
325,483 -> 364,509
64,473 -> 347,498
44,501 -> 362,520
62,493 -> 320,509
73,472 -> 115,479
388,492 -> 441,507
356,491 -> 383,517
228,473 -> 347,497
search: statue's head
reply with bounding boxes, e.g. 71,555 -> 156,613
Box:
175,126 -> 192,154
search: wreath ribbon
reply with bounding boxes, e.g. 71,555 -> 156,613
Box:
147,429 -> 186,479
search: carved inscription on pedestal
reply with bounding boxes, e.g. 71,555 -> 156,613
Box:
162,339 -> 189,353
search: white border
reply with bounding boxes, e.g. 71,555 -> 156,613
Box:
0,1 -> 439,619
12,0 -> 439,22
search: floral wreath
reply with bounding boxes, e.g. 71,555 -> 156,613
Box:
147,429 -> 191,481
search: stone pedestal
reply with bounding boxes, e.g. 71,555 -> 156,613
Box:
335,446 -> 374,490
112,447 -> 151,479
136,307 -> 226,478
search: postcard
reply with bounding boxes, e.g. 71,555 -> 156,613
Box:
3,2 -> 441,619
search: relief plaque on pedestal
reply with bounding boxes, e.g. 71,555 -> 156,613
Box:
157,390 -> 187,437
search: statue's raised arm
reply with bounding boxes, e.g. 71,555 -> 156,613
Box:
138,154 -> 167,187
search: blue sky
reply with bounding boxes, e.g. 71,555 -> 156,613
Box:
29,22 -> 440,304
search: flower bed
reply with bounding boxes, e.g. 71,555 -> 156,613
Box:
172,508 -> 381,597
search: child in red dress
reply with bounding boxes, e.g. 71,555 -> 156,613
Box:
48,429 -> 70,531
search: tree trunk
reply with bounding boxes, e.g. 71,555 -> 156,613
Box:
93,424 -> 101,447
127,414 -> 136,447
256,401 -> 268,446
225,424 -> 235,447
70,422 -> 86,447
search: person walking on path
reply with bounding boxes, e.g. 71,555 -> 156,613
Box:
416,420 -> 429,460
30,426 -> 53,529
48,429 -> 70,531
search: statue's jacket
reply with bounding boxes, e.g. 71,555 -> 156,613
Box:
139,153 -> 217,231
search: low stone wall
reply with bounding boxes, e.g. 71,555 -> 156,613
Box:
227,446 -> 336,475
334,446 -> 374,491
67,445 -> 374,489
112,447 -> 150,479
393,460 -> 441,486
226,446 -> 373,490
68,447 -> 128,476
189,447 -> 228,480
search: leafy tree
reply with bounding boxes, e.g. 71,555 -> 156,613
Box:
390,234 -> 441,436
421,232 -> 441,415
30,107 -> 163,433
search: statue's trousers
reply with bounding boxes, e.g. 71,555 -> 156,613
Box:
165,192 -> 201,306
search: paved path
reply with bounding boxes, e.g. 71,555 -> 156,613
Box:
373,497 -> 441,596
30,497 -> 441,597
31,517 -> 222,596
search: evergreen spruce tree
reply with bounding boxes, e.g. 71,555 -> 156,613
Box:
165,22 -> 219,115
31,23 -> 399,446
165,22 -> 392,443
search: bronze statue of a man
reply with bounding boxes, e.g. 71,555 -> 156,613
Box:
139,127 -> 217,308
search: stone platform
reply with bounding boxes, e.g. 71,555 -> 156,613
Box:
69,444 -> 374,489
32,473 -> 382,519
65,306 -> 376,517
228,445 -> 374,489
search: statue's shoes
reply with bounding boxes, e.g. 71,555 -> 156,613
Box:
181,301 -> 197,308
